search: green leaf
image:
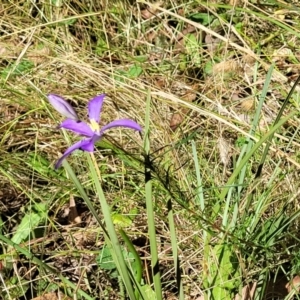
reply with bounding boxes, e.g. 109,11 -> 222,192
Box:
114,64 -> 143,83
11,203 -> 47,244
141,284 -> 157,299
97,245 -> 138,274
112,213 -> 133,228
97,246 -> 116,270
204,243 -> 240,299
4,278 -> 29,299
127,64 -> 143,78
51,0 -> 62,5
1,59 -> 34,78
95,38 -> 108,56
204,60 -> 213,76
190,13 -> 214,25
134,56 -> 147,63
36,279 -> 58,293
184,34 -> 201,66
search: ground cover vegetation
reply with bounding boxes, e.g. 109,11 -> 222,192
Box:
1,0 -> 300,299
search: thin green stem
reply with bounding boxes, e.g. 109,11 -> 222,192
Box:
87,153 -> 136,300
144,91 -> 162,300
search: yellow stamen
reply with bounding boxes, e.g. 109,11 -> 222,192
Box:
89,119 -> 100,132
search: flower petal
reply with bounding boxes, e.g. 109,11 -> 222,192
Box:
47,94 -> 78,120
88,94 -> 105,123
60,119 -> 94,137
55,139 -> 94,169
80,135 -> 100,151
100,119 -> 142,134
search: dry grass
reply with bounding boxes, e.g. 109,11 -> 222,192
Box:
1,1 -> 300,299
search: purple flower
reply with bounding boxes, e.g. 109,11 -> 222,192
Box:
47,93 -> 142,169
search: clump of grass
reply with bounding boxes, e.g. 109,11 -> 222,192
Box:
1,1 -> 300,299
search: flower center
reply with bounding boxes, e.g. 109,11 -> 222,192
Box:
89,119 -> 100,133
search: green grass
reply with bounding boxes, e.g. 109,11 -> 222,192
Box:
1,1 -> 300,299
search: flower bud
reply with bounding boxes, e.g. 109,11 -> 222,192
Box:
47,94 -> 78,120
